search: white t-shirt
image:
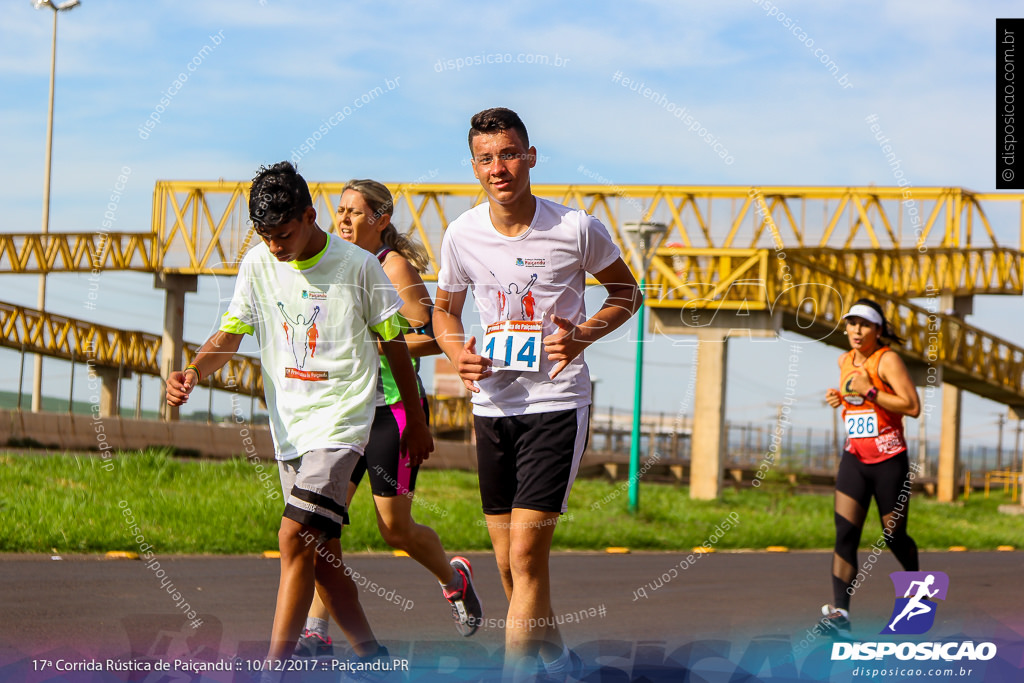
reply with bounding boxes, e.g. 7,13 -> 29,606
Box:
437,197 -> 621,416
226,234 -> 402,459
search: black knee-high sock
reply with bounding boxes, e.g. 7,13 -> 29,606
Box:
885,528 -> 919,572
832,452 -> 871,611
832,512 -> 863,610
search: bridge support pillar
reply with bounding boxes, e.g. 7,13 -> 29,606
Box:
935,294 -> 972,502
906,362 -> 940,476
651,307 -> 780,500
690,328 -> 728,500
155,273 -> 198,422
937,384 -> 962,502
89,365 -> 129,418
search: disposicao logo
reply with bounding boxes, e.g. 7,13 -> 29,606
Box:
882,571 -> 948,635
831,570 -> 998,664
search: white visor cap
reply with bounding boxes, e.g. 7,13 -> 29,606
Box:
843,304 -> 883,326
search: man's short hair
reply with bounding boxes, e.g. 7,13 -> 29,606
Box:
249,161 -> 313,229
468,107 -> 530,150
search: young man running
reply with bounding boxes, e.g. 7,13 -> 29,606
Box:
433,108 -> 641,679
165,161 -> 433,670
295,179 -> 483,658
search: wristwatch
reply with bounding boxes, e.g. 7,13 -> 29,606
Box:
864,387 -> 878,402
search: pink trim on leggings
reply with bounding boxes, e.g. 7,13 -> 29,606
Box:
390,402 -> 412,496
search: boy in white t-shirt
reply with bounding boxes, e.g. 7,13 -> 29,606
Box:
165,161 -> 433,669
433,108 -> 642,679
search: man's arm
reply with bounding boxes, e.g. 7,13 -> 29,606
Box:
433,286 -> 492,392
379,334 -> 434,466
542,256 -> 642,378
165,330 -> 244,406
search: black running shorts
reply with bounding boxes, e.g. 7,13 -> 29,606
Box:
350,398 -> 430,497
474,406 -> 590,515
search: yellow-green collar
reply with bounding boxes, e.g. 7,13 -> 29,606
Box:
289,236 -> 330,270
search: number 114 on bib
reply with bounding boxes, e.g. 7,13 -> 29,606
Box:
483,320 -> 543,372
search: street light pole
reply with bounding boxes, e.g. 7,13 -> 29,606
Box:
629,274 -> 647,513
623,222 -> 667,514
31,0 -> 81,413
996,413 -> 1005,471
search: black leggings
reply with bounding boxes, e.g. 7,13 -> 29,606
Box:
832,450 -> 918,610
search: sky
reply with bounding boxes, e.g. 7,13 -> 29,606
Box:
0,0 -> 1021,458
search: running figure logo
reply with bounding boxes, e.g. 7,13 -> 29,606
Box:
489,271 -> 538,320
881,571 -> 949,635
277,302 -> 320,368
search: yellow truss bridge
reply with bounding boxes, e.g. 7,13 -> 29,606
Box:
4,183 -> 1021,391
4,183 -> 1023,500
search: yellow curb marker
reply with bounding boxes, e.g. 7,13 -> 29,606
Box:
262,550 -> 281,559
997,545 -> 1015,552
948,546 -> 967,552
605,547 -> 630,554
766,546 -> 789,553
692,547 -> 715,554
393,550 -> 410,557
105,551 -> 139,560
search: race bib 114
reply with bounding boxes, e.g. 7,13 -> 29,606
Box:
483,320 -> 543,372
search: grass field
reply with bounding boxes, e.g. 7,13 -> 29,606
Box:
2,450 -> 1021,554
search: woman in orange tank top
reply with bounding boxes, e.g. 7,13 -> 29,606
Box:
820,298 -> 921,636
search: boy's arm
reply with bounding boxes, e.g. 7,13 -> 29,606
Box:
433,286 -> 492,393
165,330 -> 244,406
543,257 -> 642,378
379,334 -> 434,467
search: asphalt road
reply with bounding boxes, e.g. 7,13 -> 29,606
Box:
0,551 -> 1021,682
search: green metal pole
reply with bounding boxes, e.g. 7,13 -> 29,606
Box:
628,277 -> 646,514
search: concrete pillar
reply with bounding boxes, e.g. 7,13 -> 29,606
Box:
937,384 -> 962,502
92,366 -> 126,418
155,273 -> 198,421
917,409 -> 928,476
651,306 -> 781,500
906,361 -> 937,476
935,294 -> 972,502
690,329 -> 728,500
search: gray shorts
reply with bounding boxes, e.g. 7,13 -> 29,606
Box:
279,448 -> 361,539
